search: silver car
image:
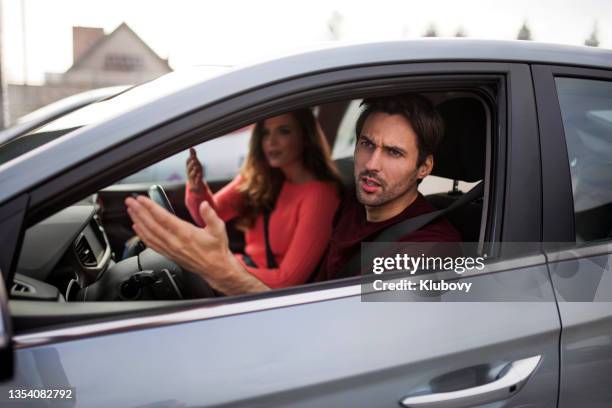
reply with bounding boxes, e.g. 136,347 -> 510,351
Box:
0,39 -> 611,407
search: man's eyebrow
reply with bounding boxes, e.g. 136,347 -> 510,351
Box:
359,134 -> 407,154
383,144 -> 407,155
358,134 -> 373,142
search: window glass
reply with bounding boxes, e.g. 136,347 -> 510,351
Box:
0,66 -> 229,166
556,77 -> 612,242
332,99 -> 362,159
117,127 -> 251,184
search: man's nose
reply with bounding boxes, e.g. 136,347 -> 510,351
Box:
364,148 -> 383,171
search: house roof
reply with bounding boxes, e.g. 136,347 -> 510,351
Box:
68,22 -> 171,72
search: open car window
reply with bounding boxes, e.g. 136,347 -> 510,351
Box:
9,88 -> 492,336
117,127 -> 251,185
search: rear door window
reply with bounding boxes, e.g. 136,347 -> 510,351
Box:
556,77 -> 612,242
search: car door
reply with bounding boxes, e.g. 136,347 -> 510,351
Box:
0,278 -> 12,385
534,64 -> 612,408
0,194 -> 29,385
3,61 -> 560,407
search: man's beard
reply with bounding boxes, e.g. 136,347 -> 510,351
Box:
355,170 -> 418,207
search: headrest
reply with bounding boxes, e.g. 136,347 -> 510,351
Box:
432,97 -> 487,182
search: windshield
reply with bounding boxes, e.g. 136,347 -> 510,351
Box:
0,66 -> 230,166
14,86 -> 129,127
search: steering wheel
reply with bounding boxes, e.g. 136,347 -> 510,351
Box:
121,184 -> 176,260
148,184 -> 175,214
76,248 -> 218,300
75,185 -> 216,300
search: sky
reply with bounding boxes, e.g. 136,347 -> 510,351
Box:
2,0 -> 611,85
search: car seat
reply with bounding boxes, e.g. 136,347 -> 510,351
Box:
426,97 -> 487,242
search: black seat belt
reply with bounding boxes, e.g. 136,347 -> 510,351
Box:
263,209 -> 278,268
375,180 -> 484,242
336,181 -> 484,278
241,209 -> 278,269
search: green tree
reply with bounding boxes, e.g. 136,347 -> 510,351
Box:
517,21 -> 532,40
423,23 -> 438,37
585,22 -> 599,47
455,27 -> 467,37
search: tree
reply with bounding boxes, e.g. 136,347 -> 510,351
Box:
423,23 -> 438,37
517,21 -> 532,41
585,22 -> 599,47
454,27 -> 467,37
327,11 -> 343,41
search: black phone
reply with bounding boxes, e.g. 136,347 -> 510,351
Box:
148,184 -> 175,214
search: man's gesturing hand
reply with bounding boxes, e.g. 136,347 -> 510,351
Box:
125,196 -> 269,295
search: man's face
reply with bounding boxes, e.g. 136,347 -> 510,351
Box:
354,112 -> 431,208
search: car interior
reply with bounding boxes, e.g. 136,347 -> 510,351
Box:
8,89 -> 491,329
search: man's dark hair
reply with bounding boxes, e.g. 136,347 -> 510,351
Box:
355,94 -> 445,167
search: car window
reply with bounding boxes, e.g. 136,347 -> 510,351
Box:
332,99 -> 362,159
117,127 -> 251,184
419,176 -> 479,196
556,77 -> 612,242
0,67 -> 229,166
11,91 -> 490,312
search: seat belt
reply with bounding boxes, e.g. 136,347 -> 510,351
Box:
375,180 -> 484,242
335,181 -> 484,278
263,209 -> 278,268
241,209 -> 278,269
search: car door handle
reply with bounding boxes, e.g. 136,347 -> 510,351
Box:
400,355 -> 541,408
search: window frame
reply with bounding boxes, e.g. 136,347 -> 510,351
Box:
7,62 -> 536,341
533,64 -> 612,258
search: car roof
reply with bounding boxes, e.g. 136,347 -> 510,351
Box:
1,39 -> 611,205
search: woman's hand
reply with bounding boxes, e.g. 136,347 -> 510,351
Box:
186,148 -> 206,194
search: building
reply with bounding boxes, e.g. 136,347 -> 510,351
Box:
8,22 -> 172,124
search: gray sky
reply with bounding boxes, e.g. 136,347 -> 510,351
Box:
2,0 -> 610,84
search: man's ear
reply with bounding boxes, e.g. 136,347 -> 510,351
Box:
418,155 -> 434,180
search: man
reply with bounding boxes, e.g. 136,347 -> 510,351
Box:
315,94 -> 460,281
125,94 -> 460,295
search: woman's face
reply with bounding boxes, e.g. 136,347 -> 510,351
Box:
261,114 -> 305,169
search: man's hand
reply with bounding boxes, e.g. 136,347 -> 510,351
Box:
125,195 -> 269,295
186,148 -> 206,194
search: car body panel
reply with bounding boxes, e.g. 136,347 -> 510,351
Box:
548,249 -> 612,408
8,264 -> 560,407
535,63 -> 612,408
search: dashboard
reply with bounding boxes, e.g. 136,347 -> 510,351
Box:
12,204 -> 113,301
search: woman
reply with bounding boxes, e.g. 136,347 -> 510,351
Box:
185,109 -> 342,289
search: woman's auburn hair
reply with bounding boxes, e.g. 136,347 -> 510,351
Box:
235,108 -> 343,230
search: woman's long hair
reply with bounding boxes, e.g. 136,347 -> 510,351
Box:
235,108 -> 342,230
